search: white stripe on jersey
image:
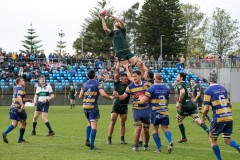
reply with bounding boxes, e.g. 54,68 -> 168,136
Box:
36,85 -> 53,102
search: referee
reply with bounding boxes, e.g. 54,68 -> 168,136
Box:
31,75 -> 55,136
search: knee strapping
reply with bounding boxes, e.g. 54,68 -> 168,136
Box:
177,114 -> 184,123
134,121 -> 142,127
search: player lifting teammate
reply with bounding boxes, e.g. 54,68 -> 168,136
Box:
107,61 -> 130,144
99,12 -> 148,76
115,70 -> 150,151
202,69 -> 240,160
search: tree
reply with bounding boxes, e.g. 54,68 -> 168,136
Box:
20,23 -> 43,54
55,30 -> 66,54
208,8 -> 239,55
73,0 -> 115,56
181,3 -> 205,55
136,0 -> 185,59
122,2 -> 140,54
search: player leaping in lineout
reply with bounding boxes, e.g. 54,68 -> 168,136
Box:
99,12 -> 148,76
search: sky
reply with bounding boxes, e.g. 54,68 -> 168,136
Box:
0,0 -> 239,54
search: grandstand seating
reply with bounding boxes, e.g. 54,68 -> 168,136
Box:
1,65 -> 209,91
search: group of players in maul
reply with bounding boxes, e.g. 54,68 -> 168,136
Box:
2,12 -> 240,160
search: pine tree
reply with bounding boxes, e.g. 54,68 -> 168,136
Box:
20,22 -> 43,54
73,0 -> 115,56
136,0 -> 185,59
56,30 -> 66,54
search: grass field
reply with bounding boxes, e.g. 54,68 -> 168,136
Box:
0,104 -> 240,160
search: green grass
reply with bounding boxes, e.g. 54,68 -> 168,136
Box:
0,104 -> 240,160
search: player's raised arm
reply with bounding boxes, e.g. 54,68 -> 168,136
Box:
99,89 -> 113,100
122,63 -> 133,82
107,12 -> 125,29
99,14 -> 111,34
114,61 -> 120,82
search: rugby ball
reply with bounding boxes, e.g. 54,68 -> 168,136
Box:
99,8 -> 108,17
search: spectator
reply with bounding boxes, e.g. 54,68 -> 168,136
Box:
12,52 -> 17,61
190,56 -> 196,68
39,51 -> 46,62
98,54 -> 104,62
18,67 -> 24,77
180,55 -> 185,68
30,53 -> 36,62
0,52 -> 4,68
95,59 -> 103,68
49,53 -> 54,62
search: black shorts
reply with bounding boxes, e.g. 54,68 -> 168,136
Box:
178,101 -> 198,116
36,102 -> 50,113
70,96 -> 76,100
111,105 -> 128,114
195,101 -> 203,108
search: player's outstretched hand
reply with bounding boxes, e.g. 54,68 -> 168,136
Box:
98,13 -> 104,19
122,63 -> 129,69
110,96 -> 114,100
114,92 -> 119,99
106,11 -> 111,17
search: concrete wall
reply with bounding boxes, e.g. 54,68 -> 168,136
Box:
189,68 -> 240,103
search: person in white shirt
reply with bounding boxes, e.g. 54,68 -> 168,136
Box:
31,75 -> 55,136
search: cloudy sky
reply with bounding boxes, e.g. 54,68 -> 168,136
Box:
0,0 -> 239,54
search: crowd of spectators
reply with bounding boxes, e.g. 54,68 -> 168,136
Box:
0,49 -> 239,83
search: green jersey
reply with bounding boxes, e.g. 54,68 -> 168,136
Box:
69,88 -> 76,98
113,80 -> 130,106
109,28 -> 129,53
177,81 -> 192,104
192,84 -> 202,102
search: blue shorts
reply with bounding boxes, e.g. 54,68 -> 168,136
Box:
36,102 -> 50,113
9,109 -> 27,121
151,111 -> 169,126
132,108 -> 150,124
84,109 -> 100,122
210,121 -> 233,138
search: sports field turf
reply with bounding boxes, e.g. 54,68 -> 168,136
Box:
0,104 -> 240,160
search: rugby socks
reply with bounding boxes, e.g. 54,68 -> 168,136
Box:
178,124 -> 186,139
121,136 -> 125,141
3,125 -> 14,135
19,128 -> 25,141
164,131 -> 172,144
86,126 -> 92,141
73,104 -> 75,108
200,123 -> 209,134
206,115 -> 211,122
108,136 -> 112,142
45,122 -> 53,132
90,129 -> 97,147
212,145 -> 222,160
229,140 -> 240,149
33,122 -> 37,131
153,133 -> 161,149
